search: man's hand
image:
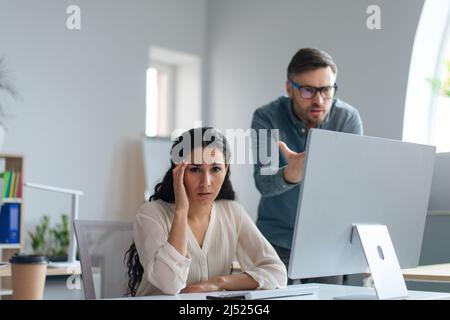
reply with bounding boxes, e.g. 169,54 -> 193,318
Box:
278,141 -> 305,184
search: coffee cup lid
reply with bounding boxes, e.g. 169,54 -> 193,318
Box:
10,254 -> 49,264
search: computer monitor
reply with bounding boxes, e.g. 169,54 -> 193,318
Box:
428,152 -> 450,212
142,136 -> 172,199
288,129 -> 436,299
419,152 -> 450,265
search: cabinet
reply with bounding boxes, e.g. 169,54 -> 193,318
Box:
0,153 -> 24,298
0,154 -> 82,299
0,154 -> 24,248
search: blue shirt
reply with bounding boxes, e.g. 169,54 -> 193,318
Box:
251,96 -> 363,249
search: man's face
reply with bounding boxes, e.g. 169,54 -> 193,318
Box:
286,66 -> 336,127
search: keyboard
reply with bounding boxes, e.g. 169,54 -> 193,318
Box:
205,285 -> 318,300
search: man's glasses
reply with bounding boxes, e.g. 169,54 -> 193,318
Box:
288,79 -> 338,100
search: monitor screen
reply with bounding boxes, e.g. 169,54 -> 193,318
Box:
288,129 -> 436,280
142,136 -> 172,198
428,152 -> 450,212
419,152 -> 450,265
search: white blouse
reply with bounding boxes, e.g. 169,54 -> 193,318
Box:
133,199 -> 287,296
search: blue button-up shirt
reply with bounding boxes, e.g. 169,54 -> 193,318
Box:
251,96 -> 363,249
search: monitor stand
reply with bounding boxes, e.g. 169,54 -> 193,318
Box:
334,224 -> 408,300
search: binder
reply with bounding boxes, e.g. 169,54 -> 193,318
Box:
0,203 -> 20,243
9,171 -> 16,198
16,172 -> 22,198
0,172 -> 4,206
3,171 -> 11,198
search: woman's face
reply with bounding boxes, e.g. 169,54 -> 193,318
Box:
183,147 -> 228,207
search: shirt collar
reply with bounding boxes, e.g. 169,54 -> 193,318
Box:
287,98 -> 306,129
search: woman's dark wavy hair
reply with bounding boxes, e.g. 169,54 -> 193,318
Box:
124,127 -> 235,296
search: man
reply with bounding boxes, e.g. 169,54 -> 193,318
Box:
251,48 -> 363,284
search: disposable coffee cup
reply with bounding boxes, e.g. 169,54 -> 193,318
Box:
9,254 -> 48,300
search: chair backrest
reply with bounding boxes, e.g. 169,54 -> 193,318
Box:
74,219 -> 133,299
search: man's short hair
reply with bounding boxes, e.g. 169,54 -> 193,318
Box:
287,48 -> 337,79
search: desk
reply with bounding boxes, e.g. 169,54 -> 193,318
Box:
117,283 -> 450,300
0,264 -> 81,277
402,263 -> 450,283
360,263 -> 450,287
0,264 -> 81,298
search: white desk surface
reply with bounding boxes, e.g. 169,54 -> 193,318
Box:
402,263 -> 450,282
0,263 -> 81,277
119,283 -> 450,300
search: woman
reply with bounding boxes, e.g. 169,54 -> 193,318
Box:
126,127 -> 287,296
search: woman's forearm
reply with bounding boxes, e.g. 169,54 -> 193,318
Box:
168,210 -> 188,256
213,273 -> 259,291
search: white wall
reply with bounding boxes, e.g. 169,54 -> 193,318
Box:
0,0 -> 207,246
0,0 -> 427,237
176,61 -> 202,131
207,0 -> 424,219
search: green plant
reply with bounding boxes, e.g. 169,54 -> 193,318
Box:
49,214 -> 70,257
0,56 -> 18,127
28,215 -> 50,256
28,213 -> 70,258
427,59 -> 450,98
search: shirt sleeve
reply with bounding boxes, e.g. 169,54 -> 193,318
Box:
343,109 -> 364,135
251,109 -> 300,198
133,208 -> 191,295
234,203 -> 288,289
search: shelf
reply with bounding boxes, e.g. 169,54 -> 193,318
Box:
428,210 -> 450,216
0,289 -> 12,296
2,198 -> 22,204
0,153 -> 24,158
0,154 -> 24,297
0,243 -> 21,249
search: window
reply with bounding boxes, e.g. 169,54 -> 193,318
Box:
431,37 -> 450,152
145,46 -> 201,138
403,0 -> 450,152
145,64 -> 175,137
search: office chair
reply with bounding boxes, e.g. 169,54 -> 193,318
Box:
74,219 -> 133,299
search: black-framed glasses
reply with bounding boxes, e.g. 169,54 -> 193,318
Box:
288,79 -> 338,100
